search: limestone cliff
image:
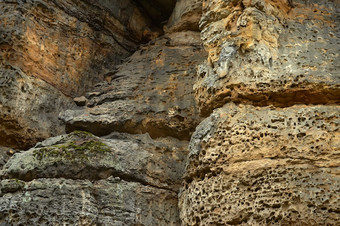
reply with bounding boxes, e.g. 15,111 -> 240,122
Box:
0,0 -> 339,225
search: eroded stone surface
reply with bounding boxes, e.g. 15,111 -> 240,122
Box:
0,66 -> 75,149
195,0 -> 340,116
0,0 -> 155,97
60,33 -> 207,140
0,177 -> 180,225
1,131 -> 188,192
179,103 -> 340,225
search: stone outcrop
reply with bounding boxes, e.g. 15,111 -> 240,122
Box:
195,0 -> 340,116
180,103 -> 340,225
60,31 -> 206,140
2,131 -> 188,192
179,0 -> 340,225
0,130 -> 187,225
0,0 -> 163,149
0,177 -> 179,225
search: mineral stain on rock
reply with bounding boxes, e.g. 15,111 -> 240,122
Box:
0,0 -> 339,225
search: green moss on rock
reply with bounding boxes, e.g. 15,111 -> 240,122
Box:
33,135 -> 111,161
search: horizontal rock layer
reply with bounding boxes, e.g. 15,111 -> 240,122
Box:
0,0 -> 154,97
2,131 -> 188,192
60,32 -> 207,140
0,129 -> 189,225
179,103 -> 340,225
0,177 -> 179,225
195,0 -> 340,116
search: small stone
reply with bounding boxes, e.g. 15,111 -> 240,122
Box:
73,96 -> 87,106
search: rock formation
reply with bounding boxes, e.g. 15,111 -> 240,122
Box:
0,0 -> 163,149
0,0 -> 339,225
179,0 -> 340,225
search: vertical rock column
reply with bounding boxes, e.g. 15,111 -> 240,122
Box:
179,0 -> 340,225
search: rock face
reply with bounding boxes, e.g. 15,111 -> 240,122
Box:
0,0 -> 203,225
0,66 -> 75,149
2,131 -> 188,192
1,0 -> 340,225
0,131 -> 186,225
0,0 -> 155,96
179,0 -> 340,225
0,0 -> 162,149
167,0 -> 202,32
180,103 -> 340,225
195,0 -> 340,116
0,178 -> 179,225
60,31 -> 206,140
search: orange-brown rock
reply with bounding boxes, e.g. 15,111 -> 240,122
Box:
195,0 -> 340,116
0,0 -> 155,97
0,0 -> 162,149
179,0 -> 340,225
180,103 -> 340,225
60,32 -> 207,140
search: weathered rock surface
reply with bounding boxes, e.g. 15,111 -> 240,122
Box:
1,130 -> 188,192
0,177 -> 179,225
0,0 -> 168,149
0,146 -> 18,170
0,130 -> 187,224
1,0 -> 339,225
0,0 -> 155,97
195,0 -> 340,116
180,103 -> 340,225
0,66 -> 75,149
167,0 -> 202,32
60,32 -> 207,140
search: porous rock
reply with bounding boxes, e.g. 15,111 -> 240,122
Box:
195,0 -> 340,116
179,103 -> 340,225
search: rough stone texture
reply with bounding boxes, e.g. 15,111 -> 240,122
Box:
0,0 -> 154,97
1,130 -> 188,192
195,0 -> 340,116
179,103 -> 340,225
0,66 -> 75,149
178,0 -> 340,224
166,0 -> 202,32
60,32 -> 207,140
0,0 -> 167,149
0,146 -> 18,170
1,0 -> 339,224
0,177 -> 180,225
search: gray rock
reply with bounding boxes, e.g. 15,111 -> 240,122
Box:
0,67 -> 75,149
0,177 -> 180,225
2,131 -> 188,192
